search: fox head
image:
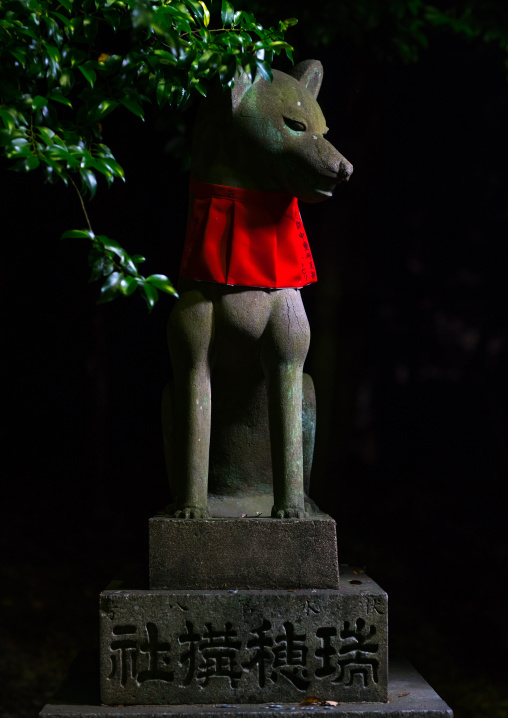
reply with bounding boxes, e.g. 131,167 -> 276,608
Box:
191,60 -> 352,203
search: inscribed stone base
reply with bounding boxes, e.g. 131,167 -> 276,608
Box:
40,656 -> 453,717
99,568 -> 387,706
149,516 -> 339,591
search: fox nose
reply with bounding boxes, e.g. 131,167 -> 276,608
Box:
338,158 -> 353,182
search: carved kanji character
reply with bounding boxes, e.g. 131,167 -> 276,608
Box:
109,625 -> 138,687
334,618 -> 379,687
272,622 -> 311,690
242,619 -> 275,688
196,622 -> 242,687
315,627 -> 337,678
179,620 -> 202,685
137,622 -> 173,683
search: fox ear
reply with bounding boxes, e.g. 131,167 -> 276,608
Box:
289,60 -> 323,99
231,68 -> 262,109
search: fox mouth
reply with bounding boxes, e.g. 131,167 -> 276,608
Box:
314,174 -> 339,195
314,186 -> 334,197
314,166 -> 352,195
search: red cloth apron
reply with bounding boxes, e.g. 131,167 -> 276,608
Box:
179,179 -> 317,289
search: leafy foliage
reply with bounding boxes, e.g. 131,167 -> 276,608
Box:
2,0 -> 506,309
0,0 -> 295,307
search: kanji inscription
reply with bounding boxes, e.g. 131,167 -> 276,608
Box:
99,581 -> 388,705
106,618 -> 379,691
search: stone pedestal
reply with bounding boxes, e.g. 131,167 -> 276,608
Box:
40,513 -> 453,718
100,567 -> 387,705
149,517 -> 340,590
96,515 -> 386,706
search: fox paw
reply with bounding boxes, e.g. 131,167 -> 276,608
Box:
173,505 -> 209,519
271,505 -> 309,519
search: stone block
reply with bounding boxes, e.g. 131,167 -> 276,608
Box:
41,656 -> 453,717
149,517 -> 339,591
99,568 -> 387,706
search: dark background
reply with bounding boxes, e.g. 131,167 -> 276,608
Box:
1,11 -> 508,718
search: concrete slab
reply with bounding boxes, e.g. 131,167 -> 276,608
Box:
40,657 -> 453,717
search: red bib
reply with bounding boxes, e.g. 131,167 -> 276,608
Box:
179,179 -> 317,289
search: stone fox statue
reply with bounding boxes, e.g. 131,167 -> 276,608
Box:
162,60 -> 352,519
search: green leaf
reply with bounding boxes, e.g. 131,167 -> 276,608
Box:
59,69 -> 75,88
102,8 -> 122,32
37,127 -> 56,144
12,158 -> 32,172
78,64 -> 97,87
156,78 -> 168,105
69,49 -> 88,68
200,1 -> 210,27
92,158 -> 114,184
192,80 -> 207,97
146,274 -> 178,295
45,44 -> 61,64
89,255 -> 106,282
48,90 -> 73,108
266,40 -> 293,50
95,99 -> 118,119
62,229 -> 95,240
221,0 -> 235,27
120,275 -> 139,296
81,169 -> 98,197
141,281 -> 159,310
46,144 -> 76,163
11,137 -> 31,149
95,235 -> 120,251
131,254 -> 146,267
69,16 -> 82,35
183,0 -> 204,22
32,95 -> 48,111
120,95 -> 145,119
83,15 -> 98,42
99,271 -> 122,303
240,55 -> 256,83
101,158 -> 125,180
153,48 -> 178,64
0,109 -> 16,133
101,259 -> 115,277
153,5 -> 192,35
57,0 -> 73,13
25,154 -> 40,170
256,59 -> 272,82
9,47 -> 27,64
219,53 -> 237,86
197,49 -> 218,72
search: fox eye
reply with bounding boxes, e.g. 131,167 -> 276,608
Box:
283,117 -> 307,132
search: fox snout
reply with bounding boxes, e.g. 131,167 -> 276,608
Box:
324,152 -> 353,183
317,138 -> 353,186
338,158 -> 353,182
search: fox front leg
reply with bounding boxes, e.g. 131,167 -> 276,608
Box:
262,289 -> 311,519
167,287 -> 213,519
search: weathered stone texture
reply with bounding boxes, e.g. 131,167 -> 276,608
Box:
149,516 -> 340,591
42,659 -> 453,717
100,568 -> 387,706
